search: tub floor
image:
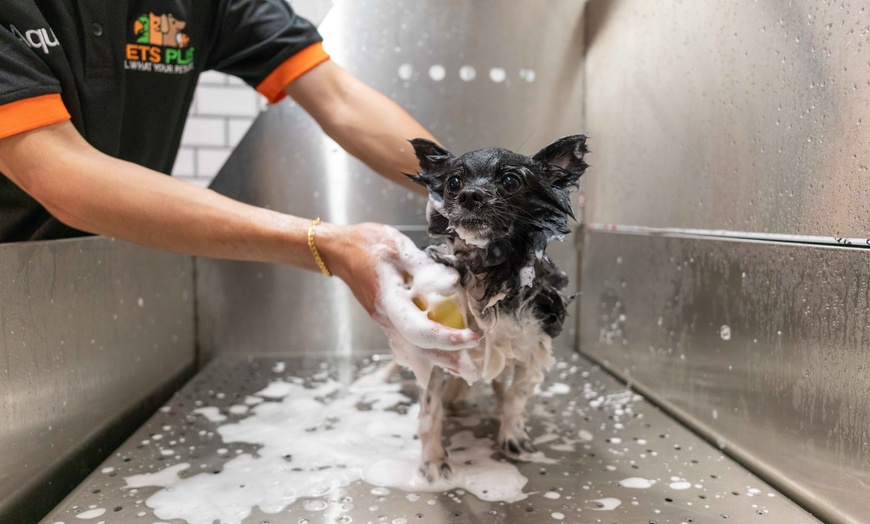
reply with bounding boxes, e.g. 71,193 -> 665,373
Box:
42,353 -> 820,524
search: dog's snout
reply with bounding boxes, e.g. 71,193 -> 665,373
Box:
457,188 -> 485,209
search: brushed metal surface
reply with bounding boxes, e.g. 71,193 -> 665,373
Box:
584,0 -> 870,237
580,229 -> 870,524
199,0 -> 586,361
42,353 -> 819,524
0,237 -> 196,522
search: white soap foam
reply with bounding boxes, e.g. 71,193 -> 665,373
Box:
454,227 -> 491,248
228,405 -> 249,415
272,361 -> 286,373
620,477 -> 656,489
74,508 -> 106,519
256,381 -> 297,399
551,512 -> 565,520
192,407 -> 225,423
125,463 -> 190,489
364,429 -> 528,501
578,430 -> 594,441
537,382 -> 571,398
243,395 -> 263,406
590,497 -> 622,510
125,379 -> 529,524
548,382 -> 571,394
372,229 -> 480,387
543,491 -> 561,499
669,481 -> 692,490
519,265 -> 535,287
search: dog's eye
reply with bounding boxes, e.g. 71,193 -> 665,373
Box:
502,174 -> 521,192
446,175 -> 462,192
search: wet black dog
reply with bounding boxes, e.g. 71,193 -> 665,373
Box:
406,135 -> 588,480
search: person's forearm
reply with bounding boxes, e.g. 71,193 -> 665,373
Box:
0,122 -> 321,270
286,61 -> 434,193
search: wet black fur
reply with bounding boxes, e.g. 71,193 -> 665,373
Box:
407,136 -> 588,337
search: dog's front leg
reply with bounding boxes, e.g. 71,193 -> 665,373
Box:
495,364 -> 538,458
418,366 -> 453,482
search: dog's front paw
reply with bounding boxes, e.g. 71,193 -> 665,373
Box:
419,455 -> 455,483
499,432 -> 538,460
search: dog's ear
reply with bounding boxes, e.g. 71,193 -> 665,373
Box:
410,138 -> 454,172
533,135 -> 588,190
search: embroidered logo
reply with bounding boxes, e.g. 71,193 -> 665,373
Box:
124,13 -> 194,74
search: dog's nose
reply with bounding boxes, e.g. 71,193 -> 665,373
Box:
457,188 -> 485,209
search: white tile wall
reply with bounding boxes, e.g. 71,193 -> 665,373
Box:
171,0 -> 333,186
172,72 -> 262,185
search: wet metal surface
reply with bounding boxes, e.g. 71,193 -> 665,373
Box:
43,354 -> 819,524
199,0 -> 585,362
580,229 -> 870,524
584,0 -> 870,237
0,237 -> 196,522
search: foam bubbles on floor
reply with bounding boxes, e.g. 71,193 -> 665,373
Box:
124,378 -> 530,524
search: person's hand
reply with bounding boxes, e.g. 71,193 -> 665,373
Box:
319,222 -> 482,384
320,222 -> 480,353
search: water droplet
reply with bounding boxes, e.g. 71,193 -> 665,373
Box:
397,63 -> 413,80
428,64 -> 446,81
719,325 -> 731,340
519,68 -> 536,82
489,67 -> 506,83
458,65 -> 476,81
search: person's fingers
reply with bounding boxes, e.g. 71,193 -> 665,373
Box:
371,228 -> 480,350
379,288 -> 479,349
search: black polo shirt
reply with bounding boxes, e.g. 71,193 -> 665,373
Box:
0,0 -> 329,242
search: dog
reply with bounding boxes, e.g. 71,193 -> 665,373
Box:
404,135 -> 588,481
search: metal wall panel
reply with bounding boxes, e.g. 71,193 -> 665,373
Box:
584,0 -> 870,237
198,0 -> 586,360
0,238 -> 196,522
580,229 -> 870,524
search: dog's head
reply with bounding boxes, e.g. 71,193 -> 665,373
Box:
407,135 -> 588,256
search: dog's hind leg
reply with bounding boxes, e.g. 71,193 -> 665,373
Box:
418,366 -> 453,482
495,363 -> 539,459
441,375 -> 472,415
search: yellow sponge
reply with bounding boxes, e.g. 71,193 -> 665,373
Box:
413,295 -> 466,329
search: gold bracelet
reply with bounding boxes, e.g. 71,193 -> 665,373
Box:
307,217 -> 332,277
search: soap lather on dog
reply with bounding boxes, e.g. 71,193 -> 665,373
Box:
376,134 -> 588,482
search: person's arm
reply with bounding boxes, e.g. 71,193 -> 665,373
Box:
284,59 -> 433,193
0,121 -> 478,354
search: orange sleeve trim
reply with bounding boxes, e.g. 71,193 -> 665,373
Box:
256,42 -> 330,104
0,94 -> 71,139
